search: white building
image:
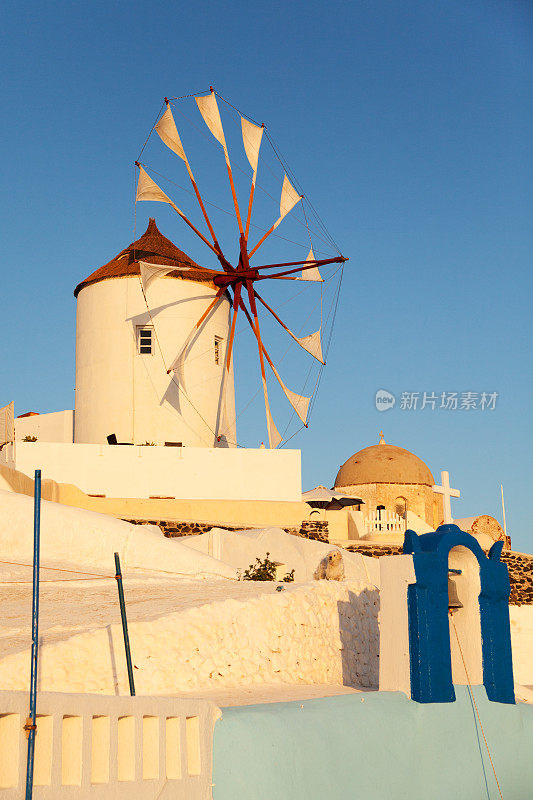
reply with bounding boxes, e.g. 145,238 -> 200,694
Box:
74,217 -> 236,448
2,219 -> 301,503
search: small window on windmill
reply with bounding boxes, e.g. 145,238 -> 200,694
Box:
137,326 -> 153,355
214,336 -> 223,366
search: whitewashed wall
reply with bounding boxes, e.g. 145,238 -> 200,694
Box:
510,605 -> 533,686
15,411 -> 74,444
75,276 -> 236,448
0,581 -> 380,696
4,441 -> 302,501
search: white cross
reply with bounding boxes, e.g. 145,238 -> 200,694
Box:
433,470 -> 460,524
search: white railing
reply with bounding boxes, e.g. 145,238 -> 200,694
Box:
365,510 -> 405,535
0,690 -> 219,799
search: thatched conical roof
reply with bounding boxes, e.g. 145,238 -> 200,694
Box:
74,218 -> 216,297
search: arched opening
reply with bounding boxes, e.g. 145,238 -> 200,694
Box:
394,496 -> 407,519
447,545 -> 483,686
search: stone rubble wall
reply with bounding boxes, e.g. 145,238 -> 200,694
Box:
347,543 -> 533,606
500,551 -> 533,605
123,518 -> 329,541
0,580 -> 379,696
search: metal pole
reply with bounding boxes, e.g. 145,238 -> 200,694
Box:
114,552 -> 135,696
25,469 -> 41,800
500,484 -> 507,537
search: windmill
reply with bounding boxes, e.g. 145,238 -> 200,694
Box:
134,88 -> 347,448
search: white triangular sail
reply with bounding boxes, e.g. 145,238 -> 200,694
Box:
253,173 -> 303,246
136,166 -> 211,241
267,411 -> 283,450
138,260 -> 190,292
136,166 -> 183,214
155,104 -> 187,163
269,362 -> 310,425
196,93 -> 227,149
265,393 -> 283,449
241,117 -> 263,177
297,248 -> 323,282
167,328 -> 197,393
279,174 -> 302,220
296,329 -> 324,363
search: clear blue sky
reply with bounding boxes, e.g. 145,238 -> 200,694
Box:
2,1 -> 532,551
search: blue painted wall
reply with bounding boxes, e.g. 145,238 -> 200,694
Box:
213,688 -> 533,800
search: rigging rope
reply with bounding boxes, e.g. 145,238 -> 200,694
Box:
0,557 -> 239,584
450,616 -> 504,800
280,263 -> 344,445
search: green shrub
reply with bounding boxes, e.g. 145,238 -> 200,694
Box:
243,553 -> 295,582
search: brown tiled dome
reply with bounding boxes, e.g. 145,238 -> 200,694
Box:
335,437 -> 434,487
74,218 -> 216,297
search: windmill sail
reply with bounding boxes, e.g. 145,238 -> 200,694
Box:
136,165 -> 220,255
249,173 -> 302,256
136,166 -> 177,207
196,93 -> 227,148
196,92 -> 243,234
168,332 -> 194,393
264,385 -> 283,449
139,260 -> 191,292
155,104 -> 188,162
136,91 -> 346,450
295,329 -> 324,363
297,248 -> 324,282
242,117 -> 264,237
268,362 -> 310,425
279,174 -> 301,220
242,117 -> 263,176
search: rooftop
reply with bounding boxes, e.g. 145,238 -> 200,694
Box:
74,218 -> 217,297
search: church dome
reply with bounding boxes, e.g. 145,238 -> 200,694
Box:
334,434 -> 434,487
74,218 -> 216,297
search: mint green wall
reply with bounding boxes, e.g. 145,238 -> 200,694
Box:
213,687 -> 533,800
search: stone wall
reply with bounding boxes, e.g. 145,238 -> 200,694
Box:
346,542 -> 533,606
123,518 -> 252,537
123,518 -> 330,541
501,551 -> 533,606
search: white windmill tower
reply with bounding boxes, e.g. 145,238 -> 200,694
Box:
73,218 -> 236,447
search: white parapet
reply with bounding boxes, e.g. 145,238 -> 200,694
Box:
15,411 -> 74,444
0,690 -> 219,798
1,441 -> 302,502
378,554 -> 416,696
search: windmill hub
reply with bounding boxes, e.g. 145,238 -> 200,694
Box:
213,270 -> 259,288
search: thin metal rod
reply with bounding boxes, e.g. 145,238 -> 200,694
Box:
500,485 -> 507,537
25,469 -> 41,800
114,553 -> 135,696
